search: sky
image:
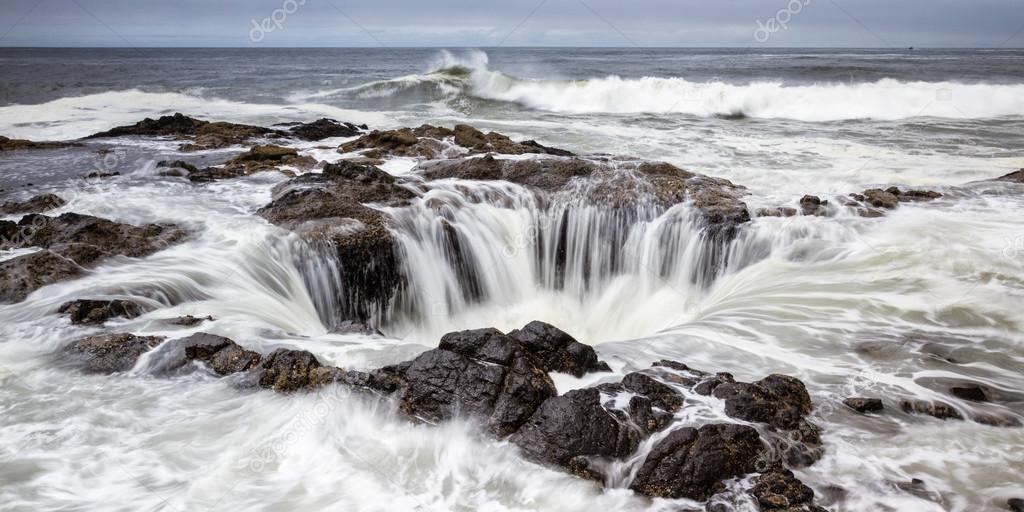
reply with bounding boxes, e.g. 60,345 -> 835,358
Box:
0,0 -> 1021,48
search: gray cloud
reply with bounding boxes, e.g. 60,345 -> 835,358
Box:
0,0 -> 1021,47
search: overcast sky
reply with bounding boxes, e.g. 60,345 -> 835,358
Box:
0,0 -> 1021,48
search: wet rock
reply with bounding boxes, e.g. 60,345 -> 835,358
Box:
0,213 -> 186,303
58,299 -> 143,325
843,397 -> 884,413
156,160 -> 200,177
510,387 -> 645,476
756,207 -> 797,218
995,169 -> 1024,183
629,423 -> 764,500
0,194 -> 66,215
259,160 -> 415,322
506,320 -> 611,377
750,469 -> 822,511
283,118 -> 363,141
900,399 -> 963,420
861,188 -> 899,209
63,333 -> 166,373
178,333 -> 262,376
713,374 -> 812,430
163,315 -> 215,326
330,320 -> 383,335
258,348 -> 339,392
799,195 -> 827,216
452,124 -> 574,156
620,371 -> 684,412
397,327 -> 557,437
0,136 -> 81,151
949,385 -> 987,402
86,113 -> 283,152
885,186 -> 942,202
340,124 -> 572,159
189,145 -> 316,182
1008,498 -> 1024,512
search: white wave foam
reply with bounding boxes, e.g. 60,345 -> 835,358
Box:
0,90 -> 391,140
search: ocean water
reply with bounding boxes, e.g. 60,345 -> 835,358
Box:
0,47 -> 1023,511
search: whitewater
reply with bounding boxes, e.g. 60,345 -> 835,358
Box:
1,47 -> 1023,512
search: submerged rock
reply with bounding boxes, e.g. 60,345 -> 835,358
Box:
750,469 -> 824,511
58,299 -> 143,325
0,136 -> 80,151
63,333 -> 166,373
949,384 -> 988,402
900,399 -> 963,420
0,194 -> 66,215
0,213 -> 186,303
629,423 -> 763,500
843,397 -> 884,413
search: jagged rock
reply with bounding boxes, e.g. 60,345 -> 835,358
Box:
86,113 -> 283,151
861,188 -> 900,209
620,371 -> 684,412
0,136 -> 80,151
189,145 -> 316,182
63,333 -> 166,373
396,327 -> 557,437
507,320 -> 611,377
843,397 -> 884,413
0,194 -> 66,215
949,385 -> 987,402
0,213 -> 186,303
510,387 -> 646,477
179,333 -> 262,375
750,469 -> 824,511
58,299 -> 143,325
885,186 -> 942,202
339,124 -> 572,159
283,118 -> 363,141
629,424 -> 764,500
258,160 -> 415,321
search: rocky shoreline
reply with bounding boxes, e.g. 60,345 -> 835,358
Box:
3,113 -> 1023,510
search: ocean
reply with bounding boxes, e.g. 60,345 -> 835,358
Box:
0,47 -> 1022,511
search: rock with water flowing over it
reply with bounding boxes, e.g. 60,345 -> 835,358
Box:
140,333 -> 263,376
258,160 -> 416,322
188,145 -> 317,182
257,348 -> 345,393
58,299 -> 143,325
843,397 -> 884,413
85,112 -> 284,152
0,213 -> 187,304
749,468 -> 826,512
339,124 -> 572,159
280,118 -> 364,141
63,333 -> 166,373
0,194 -> 66,215
506,321 -> 611,377
629,423 -> 764,501
0,135 -> 81,151
993,169 -> 1024,183
899,399 -> 963,420
394,327 -> 557,437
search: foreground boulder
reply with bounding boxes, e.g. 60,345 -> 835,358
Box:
59,299 -> 143,325
507,321 -> 611,377
0,213 -> 187,303
629,423 -> 763,500
63,333 -> 166,373
0,194 -> 66,215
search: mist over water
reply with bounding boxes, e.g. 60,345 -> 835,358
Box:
1,47 -> 1023,511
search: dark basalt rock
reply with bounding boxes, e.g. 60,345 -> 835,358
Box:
0,194 -> 66,215
507,320 -> 611,377
620,371 -> 684,412
163,315 -> 215,326
900,399 -> 963,420
885,186 -> 942,202
259,160 -> 416,322
58,299 -> 143,325
85,113 -> 283,152
949,384 -> 987,402
0,136 -> 81,151
510,387 -> 646,477
283,118 -> 363,141
258,348 -> 341,392
0,213 -> 186,303
1008,498 -> 1024,512
861,188 -> 900,209
179,333 -> 262,376
995,169 -> 1024,183
63,333 -> 166,373
339,124 -> 572,159
629,423 -> 764,501
750,469 -> 825,511
843,397 -> 884,413
397,327 -> 557,437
